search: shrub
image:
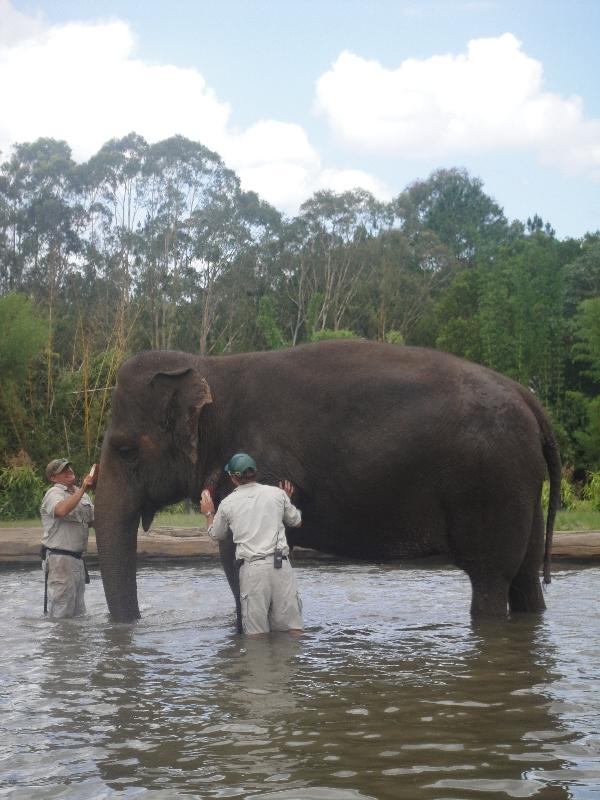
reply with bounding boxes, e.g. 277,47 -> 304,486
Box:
542,476 -> 579,510
0,464 -> 46,520
582,471 -> 600,510
310,329 -> 357,342
384,330 -> 405,346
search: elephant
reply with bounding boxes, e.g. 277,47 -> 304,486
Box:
93,339 -> 561,624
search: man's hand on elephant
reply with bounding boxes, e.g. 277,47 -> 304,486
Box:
200,489 -> 215,515
279,480 -> 295,499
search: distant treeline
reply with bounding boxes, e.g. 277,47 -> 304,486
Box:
0,133 -> 599,480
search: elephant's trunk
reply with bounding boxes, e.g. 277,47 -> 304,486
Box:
94,481 -> 141,622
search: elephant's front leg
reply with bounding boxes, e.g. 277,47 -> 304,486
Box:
218,534 -> 242,633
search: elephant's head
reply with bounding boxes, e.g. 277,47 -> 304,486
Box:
94,352 -> 212,621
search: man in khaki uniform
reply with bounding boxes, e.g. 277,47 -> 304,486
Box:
40,459 -> 95,618
202,453 -> 303,637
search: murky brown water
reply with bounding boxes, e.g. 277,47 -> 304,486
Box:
1,559 -> 599,799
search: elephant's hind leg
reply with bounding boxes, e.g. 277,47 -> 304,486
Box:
509,503 -> 546,614
468,569 -> 510,617
509,569 -> 545,613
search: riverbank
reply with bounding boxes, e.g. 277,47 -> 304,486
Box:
1,526 -> 600,564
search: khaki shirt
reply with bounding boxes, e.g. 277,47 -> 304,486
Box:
208,482 -> 301,561
40,484 -> 94,553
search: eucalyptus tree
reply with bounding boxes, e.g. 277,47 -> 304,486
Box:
132,135 -> 233,350
0,169 -> 17,293
0,139 -> 87,408
203,190 -> 284,354
366,223 -> 457,346
183,176 -> 282,355
81,132 -> 150,308
0,139 -> 80,302
280,189 -> 392,342
396,167 -> 510,269
0,139 -> 76,297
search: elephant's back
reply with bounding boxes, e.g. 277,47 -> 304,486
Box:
211,338 -> 548,490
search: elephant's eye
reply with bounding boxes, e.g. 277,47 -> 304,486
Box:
110,438 -> 139,463
117,446 -> 138,463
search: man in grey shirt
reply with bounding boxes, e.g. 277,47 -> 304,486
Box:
40,459 -> 95,618
201,453 -> 303,637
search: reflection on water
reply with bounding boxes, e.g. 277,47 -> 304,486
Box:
1,561 -> 600,799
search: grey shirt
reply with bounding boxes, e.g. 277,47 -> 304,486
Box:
40,484 -> 94,553
208,482 -> 302,561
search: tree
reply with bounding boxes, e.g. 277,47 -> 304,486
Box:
396,167 -> 509,267
256,295 -> 287,350
0,294 -> 47,455
283,189 -> 391,340
572,297 -> 600,384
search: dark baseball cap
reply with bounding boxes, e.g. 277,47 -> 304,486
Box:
224,453 -> 257,476
46,458 -> 72,480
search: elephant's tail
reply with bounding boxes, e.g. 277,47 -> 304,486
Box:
519,386 -> 562,585
541,418 -> 562,586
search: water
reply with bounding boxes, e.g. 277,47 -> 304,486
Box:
1,559 -> 600,799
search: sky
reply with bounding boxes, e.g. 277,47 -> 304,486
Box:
1,0 -> 600,239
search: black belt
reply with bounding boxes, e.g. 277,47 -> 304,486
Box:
42,545 -> 83,559
236,554 -> 288,567
41,546 -> 89,614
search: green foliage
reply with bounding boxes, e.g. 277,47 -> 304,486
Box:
0,464 -> 45,520
257,295 -> 287,350
542,470 -> 600,513
0,294 -> 46,379
384,330 -> 404,345
435,270 -> 482,360
310,329 -> 357,342
582,471 -> 600,510
0,295 -> 48,456
572,297 -> 600,383
542,476 -> 579,511
573,396 -> 600,471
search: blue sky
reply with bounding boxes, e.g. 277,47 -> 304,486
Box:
2,0 -> 600,238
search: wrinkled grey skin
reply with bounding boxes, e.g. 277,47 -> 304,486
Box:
94,340 -> 561,624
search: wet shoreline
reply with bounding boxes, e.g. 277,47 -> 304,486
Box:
1,526 -> 599,565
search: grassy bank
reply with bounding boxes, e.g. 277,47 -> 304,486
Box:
0,511 -> 209,529
2,508 -> 599,531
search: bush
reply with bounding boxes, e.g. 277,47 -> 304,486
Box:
310,329 -> 357,342
0,464 -> 46,520
384,330 -> 405,346
542,476 -> 580,510
583,471 -> 600,510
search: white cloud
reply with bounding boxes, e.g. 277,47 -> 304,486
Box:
0,17 -> 231,160
0,2 -> 389,213
0,0 -> 44,46
314,33 -> 600,179
220,120 -> 322,209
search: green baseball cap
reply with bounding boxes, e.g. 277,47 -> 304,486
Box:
46,458 -> 72,480
224,453 -> 257,476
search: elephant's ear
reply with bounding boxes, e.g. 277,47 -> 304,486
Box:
149,367 -> 212,464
